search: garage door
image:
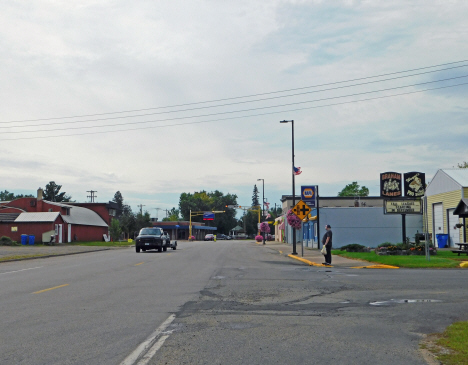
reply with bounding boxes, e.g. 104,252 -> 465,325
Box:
433,203 -> 443,246
447,208 -> 460,248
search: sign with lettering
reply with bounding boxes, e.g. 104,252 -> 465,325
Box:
301,186 -> 317,207
203,212 -> 215,220
404,172 -> 425,197
380,172 -> 402,197
384,199 -> 422,214
291,200 -> 312,220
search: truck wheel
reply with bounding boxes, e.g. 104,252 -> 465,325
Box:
136,246 -> 140,253
163,246 -> 167,252
172,246 -> 176,250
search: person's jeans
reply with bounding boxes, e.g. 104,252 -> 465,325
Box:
324,246 -> 332,264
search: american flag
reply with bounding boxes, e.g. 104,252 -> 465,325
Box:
293,166 -> 302,175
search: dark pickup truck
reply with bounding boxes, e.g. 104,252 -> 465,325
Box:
135,227 -> 173,253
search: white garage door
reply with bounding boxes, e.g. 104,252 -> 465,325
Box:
433,203 -> 443,246
447,208 -> 460,248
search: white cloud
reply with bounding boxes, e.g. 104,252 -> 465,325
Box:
1,0 -> 467,213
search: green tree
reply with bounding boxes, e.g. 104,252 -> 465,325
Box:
0,190 -> 34,201
163,207 -> 180,221
43,181 -> 72,202
252,185 -> 260,207
135,211 -> 151,231
178,190 -> 238,234
337,182 -> 369,197
458,161 -> 468,168
109,218 -> 122,241
112,191 -> 124,217
119,205 -> 136,239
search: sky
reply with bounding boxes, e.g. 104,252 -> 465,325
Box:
1,0 -> 467,219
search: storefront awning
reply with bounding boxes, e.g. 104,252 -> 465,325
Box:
454,199 -> 468,218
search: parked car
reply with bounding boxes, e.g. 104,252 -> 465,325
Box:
135,227 -> 170,253
226,235 -> 233,240
217,234 -> 227,240
204,234 -> 214,241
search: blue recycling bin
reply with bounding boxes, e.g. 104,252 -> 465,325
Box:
436,233 -> 449,248
21,234 -> 28,245
29,235 -> 35,245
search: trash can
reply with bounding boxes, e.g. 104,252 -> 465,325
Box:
436,233 -> 449,248
21,234 -> 28,245
29,235 -> 35,245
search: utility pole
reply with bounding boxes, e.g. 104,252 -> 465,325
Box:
86,190 -> 97,203
137,204 -> 145,215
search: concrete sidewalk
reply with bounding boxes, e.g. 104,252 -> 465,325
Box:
0,245 -> 125,263
255,241 -> 375,268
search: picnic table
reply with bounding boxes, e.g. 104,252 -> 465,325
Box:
452,243 -> 468,256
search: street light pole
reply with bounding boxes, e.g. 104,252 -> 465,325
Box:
280,120 -> 297,255
257,178 -> 265,245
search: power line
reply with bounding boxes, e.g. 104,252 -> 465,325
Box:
2,63 -> 467,129
1,81 -> 466,141
4,59 -> 468,124
87,190 -> 97,203
1,74 -> 467,135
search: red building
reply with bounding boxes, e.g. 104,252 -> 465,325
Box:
0,189 -> 109,243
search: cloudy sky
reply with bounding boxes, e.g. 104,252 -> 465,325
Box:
1,0 -> 467,218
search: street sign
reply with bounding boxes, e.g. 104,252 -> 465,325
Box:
301,186 -> 317,207
203,212 -> 215,220
291,200 -> 312,220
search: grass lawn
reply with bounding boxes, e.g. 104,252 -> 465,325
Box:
70,241 -> 134,247
0,254 -> 51,262
332,250 -> 465,268
423,321 -> 468,365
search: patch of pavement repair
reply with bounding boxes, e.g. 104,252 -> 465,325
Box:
370,299 -> 443,306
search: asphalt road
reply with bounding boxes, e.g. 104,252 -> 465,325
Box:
1,240 -> 468,365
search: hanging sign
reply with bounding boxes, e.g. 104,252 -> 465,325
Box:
384,199 -> 423,214
380,172 -> 402,197
203,212 -> 215,220
404,172 -> 425,197
301,186 -> 317,207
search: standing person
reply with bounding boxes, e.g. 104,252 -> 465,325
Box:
322,224 -> 333,265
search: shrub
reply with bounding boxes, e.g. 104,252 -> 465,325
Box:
0,236 -> 14,246
340,243 -> 367,252
255,235 -> 263,242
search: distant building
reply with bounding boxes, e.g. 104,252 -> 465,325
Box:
149,221 -> 216,241
0,188 -> 109,243
425,169 -> 468,247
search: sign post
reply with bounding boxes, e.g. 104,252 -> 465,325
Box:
292,200 -> 312,257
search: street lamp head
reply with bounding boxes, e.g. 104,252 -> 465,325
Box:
257,178 -> 263,181
280,120 -> 293,123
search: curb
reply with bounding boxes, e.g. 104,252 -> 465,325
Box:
287,254 -> 332,267
0,247 -> 114,264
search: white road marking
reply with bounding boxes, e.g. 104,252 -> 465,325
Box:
136,335 -> 170,365
120,314 -> 176,365
0,266 -> 43,275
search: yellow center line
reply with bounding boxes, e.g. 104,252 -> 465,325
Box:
33,284 -> 69,294
135,262 -> 144,266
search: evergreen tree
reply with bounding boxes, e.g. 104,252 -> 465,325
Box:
112,191 -> 124,217
43,181 -> 72,202
252,185 -> 260,207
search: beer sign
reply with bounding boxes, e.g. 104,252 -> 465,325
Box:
404,172 -> 425,197
380,172 -> 402,197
